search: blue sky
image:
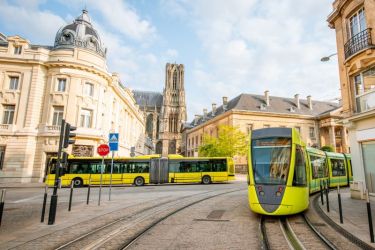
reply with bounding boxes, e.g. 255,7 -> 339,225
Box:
0,0 -> 340,121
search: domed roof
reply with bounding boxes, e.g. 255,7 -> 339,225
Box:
54,9 -> 107,57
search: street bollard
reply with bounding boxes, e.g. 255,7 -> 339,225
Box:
320,181 -> 324,205
366,190 -> 374,243
325,182 -> 330,213
337,185 -> 343,224
41,186 -> 48,223
68,181 -> 74,211
0,189 -> 6,227
87,178 -> 91,205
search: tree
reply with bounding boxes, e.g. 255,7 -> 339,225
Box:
198,125 -> 248,157
321,145 -> 334,152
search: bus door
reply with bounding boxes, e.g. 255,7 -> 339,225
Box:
150,158 -> 169,184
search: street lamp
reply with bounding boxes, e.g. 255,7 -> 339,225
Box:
321,53 -> 337,62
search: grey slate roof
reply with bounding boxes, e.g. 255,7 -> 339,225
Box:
190,93 -> 340,127
132,90 -> 163,108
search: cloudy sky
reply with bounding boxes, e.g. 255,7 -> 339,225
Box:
0,0 -> 340,120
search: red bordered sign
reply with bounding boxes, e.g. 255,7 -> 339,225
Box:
97,144 -> 110,156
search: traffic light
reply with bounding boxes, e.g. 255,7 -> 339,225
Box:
58,152 -> 68,177
63,123 -> 76,148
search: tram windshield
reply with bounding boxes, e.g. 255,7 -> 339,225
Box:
251,137 -> 291,185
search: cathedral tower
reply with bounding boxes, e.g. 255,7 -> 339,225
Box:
159,63 -> 187,155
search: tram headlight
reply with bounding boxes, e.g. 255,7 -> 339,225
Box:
276,191 -> 281,197
259,191 -> 265,196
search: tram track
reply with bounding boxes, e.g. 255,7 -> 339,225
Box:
55,188 -> 242,250
260,213 -> 337,250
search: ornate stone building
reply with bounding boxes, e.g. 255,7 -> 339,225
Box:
133,63 -> 187,155
0,10 -> 145,183
184,92 -> 348,172
328,0 -> 375,192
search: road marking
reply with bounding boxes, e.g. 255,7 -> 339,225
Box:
10,195 -> 42,203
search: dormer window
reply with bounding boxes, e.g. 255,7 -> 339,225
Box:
14,46 -> 22,55
289,106 -> 295,112
260,103 -> 267,110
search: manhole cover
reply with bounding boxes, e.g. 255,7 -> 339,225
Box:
207,210 -> 225,220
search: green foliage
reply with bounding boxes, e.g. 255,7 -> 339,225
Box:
321,145 -> 334,152
198,125 -> 248,157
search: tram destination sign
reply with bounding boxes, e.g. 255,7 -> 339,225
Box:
97,144 -> 110,156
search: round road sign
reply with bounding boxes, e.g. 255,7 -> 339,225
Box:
97,144 -> 110,156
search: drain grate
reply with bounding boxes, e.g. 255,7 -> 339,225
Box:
207,210 -> 225,220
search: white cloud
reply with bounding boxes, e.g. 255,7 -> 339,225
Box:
164,0 -> 340,119
0,0 -> 66,44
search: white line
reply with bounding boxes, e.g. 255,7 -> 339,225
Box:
10,195 -> 42,203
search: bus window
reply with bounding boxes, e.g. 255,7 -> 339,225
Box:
135,162 -> 149,173
211,160 -> 226,172
199,161 -> 211,172
169,161 -> 180,172
180,162 -> 196,172
90,162 -> 103,174
331,159 -> 346,177
49,160 -> 57,174
293,146 -> 307,186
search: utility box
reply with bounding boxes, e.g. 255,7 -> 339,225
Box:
350,181 -> 365,200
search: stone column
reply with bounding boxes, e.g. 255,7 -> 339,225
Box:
329,126 -> 336,152
341,126 -> 349,153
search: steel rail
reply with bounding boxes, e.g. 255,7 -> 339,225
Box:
279,216 -> 305,250
302,213 -> 337,250
259,216 -> 270,250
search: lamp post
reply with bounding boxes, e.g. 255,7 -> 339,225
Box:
320,53 -> 337,62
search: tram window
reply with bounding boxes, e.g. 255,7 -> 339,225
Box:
309,155 -> 327,179
331,159 -> 346,177
293,146 -> 307,186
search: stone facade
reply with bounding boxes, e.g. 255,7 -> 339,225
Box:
0,10 -> 145,183
328,0 -> 375,191
184,92 -> 348,173
133,63 -> 187,156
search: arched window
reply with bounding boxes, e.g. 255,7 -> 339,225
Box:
172,70 -> 178,90
146,114 -> 153,138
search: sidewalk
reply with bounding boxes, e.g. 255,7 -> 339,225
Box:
317,187 -> 375,248
0,182 -> 45,188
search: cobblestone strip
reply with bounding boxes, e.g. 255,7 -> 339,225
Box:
261,216 -> 290,249
9,191 -> 217,250
305,194 -> 361,250
287,215 -> 328,250
72,189 -> 242,250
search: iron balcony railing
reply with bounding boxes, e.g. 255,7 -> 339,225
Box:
344,28 -> 373,59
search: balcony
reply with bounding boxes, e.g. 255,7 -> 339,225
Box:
356,90 -> 375,113
344,28 -> 374,59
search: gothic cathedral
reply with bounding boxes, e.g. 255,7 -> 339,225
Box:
133,63 -> 187,155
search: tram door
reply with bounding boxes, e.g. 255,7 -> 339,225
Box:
150,158 -> 169,184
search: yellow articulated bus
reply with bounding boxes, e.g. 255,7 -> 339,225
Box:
45,155 -> 235,187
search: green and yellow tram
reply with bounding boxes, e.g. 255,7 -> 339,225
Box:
248,127 -> 352,216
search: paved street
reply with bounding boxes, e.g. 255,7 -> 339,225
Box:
0,177 -> 257,249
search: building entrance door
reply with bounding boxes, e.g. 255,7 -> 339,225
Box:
363,141 -> 375,192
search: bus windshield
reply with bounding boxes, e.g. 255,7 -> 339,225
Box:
251,137 -> 291,185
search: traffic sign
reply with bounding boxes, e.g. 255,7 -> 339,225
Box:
109,133 -> 119,151
97,144 -> 110,156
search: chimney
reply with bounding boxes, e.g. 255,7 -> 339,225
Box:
307,95 -> 313,110
294,94 -> 300,109
222,96 -> 228,110
264,90 -> 270,106
203,108 -> 208,119
212,103 -> 217,115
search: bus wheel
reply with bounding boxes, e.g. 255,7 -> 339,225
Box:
134,177 -> 145,186
72,178 -> 83,188
202,175 -> 211,184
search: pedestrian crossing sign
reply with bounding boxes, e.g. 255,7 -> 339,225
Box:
109,133 -> 119,151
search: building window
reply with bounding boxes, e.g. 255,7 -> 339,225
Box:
354,66 -> 375,113
2,105 -> 15,124
80,109 -> 92,128
0,146 -> 5,170
9,76 -> 19,90
57,78 -> 66,92
188,138 -> 190,147
309,127 -> 315,139
84,82 -> 94,96
173,70 -> 178,90
247,124 -> 253,134
52,106 -> 64,126
195,136 -> 198,147
295,126 -> 301,134
263,124 -> 270,128
14,46 -> 22,55
348,8 -> 366,39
